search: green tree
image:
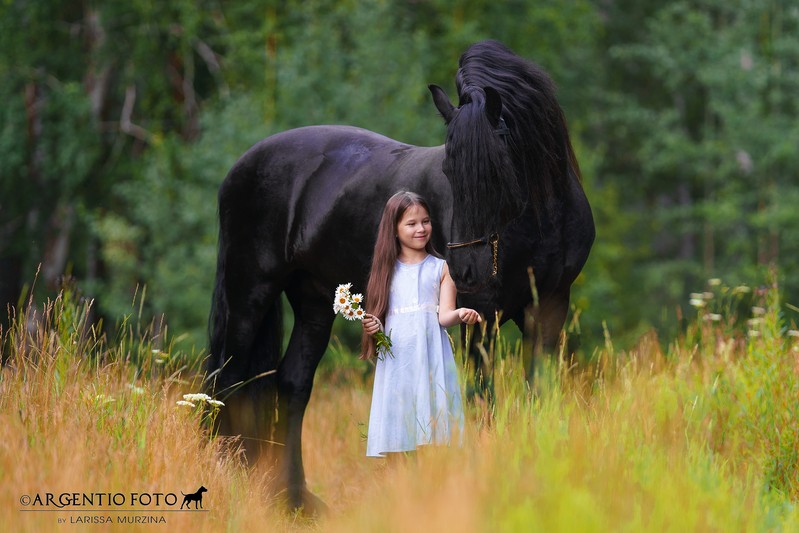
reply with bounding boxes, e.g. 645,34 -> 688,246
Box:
590,0 -> 799,340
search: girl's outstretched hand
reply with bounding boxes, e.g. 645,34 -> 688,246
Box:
363,313 -> 382,336
458,308 -> 482,325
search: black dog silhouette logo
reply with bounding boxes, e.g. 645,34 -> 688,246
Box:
180,486 -> 208,510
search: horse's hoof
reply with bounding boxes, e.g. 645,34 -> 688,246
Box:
277,485 -> 329,518
298,487 -> 328,517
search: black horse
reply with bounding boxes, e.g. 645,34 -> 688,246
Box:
208,40 -> 594,512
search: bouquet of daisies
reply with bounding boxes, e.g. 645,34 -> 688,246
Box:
333,283 -> 393,360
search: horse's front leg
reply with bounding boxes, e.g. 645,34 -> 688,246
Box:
515,288 -> 570,384
462,313 -> 496,406
457,290 -> 499,406
277,278 -> 334,515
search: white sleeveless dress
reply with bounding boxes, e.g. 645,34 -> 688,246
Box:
366,254 -> 464,457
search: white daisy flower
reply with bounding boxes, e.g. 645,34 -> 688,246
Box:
336,283 -> 352,295
354,308 -> 365,320
351,293 -> 363,304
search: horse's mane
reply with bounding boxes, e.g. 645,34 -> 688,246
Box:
449,40 -> 578,230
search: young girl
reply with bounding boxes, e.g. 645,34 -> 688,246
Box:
361,191 -> 481,458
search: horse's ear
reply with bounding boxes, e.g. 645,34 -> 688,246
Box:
483,86 -> 503,128
428,84 -> 455,124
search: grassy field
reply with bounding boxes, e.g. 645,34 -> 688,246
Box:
2,281 -> 798,532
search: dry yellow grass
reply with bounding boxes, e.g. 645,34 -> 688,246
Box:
2,285 -> 799,531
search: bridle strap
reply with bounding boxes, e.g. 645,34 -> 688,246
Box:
446,232 -> 499,277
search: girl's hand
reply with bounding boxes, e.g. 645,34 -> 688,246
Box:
458,308 -> 482,325
362,313 -> 382,336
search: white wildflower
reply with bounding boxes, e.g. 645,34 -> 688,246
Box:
690,299 -> 706,308
127,384 -> 145,395
183,393 -> 212,403
207,399 -> 225,407
336,283 -> 352,296
708,278 -> 722,286
333,282 -> 393,359
176,400 -> 196,408
703,314 -> 722,322
751,306 -> 766,316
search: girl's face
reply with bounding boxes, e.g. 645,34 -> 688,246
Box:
396,204 -> 431,252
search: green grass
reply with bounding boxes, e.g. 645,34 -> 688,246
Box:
2,279 -> 798,531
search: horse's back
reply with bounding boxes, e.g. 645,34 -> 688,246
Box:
223,125 -> 435,200
219,125 -> 447,284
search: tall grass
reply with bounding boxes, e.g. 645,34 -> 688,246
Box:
2,279 -> 798,531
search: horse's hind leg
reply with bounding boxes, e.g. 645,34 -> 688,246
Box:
275,273 -> 334,514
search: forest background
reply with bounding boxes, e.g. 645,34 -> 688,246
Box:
2,0 -> 798,358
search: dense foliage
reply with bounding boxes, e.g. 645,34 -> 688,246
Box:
2,0 -> 798,353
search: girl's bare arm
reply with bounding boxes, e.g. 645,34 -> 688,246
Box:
439,263 -> 482,327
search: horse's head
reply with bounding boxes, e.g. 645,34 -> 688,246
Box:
428,83 -> 524,293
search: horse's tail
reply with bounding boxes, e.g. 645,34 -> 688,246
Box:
207,199 -> 283,451
207,184 -> 283,402
207,222 -> 229,381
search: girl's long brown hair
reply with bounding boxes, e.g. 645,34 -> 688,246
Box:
360,191 -> 439,359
